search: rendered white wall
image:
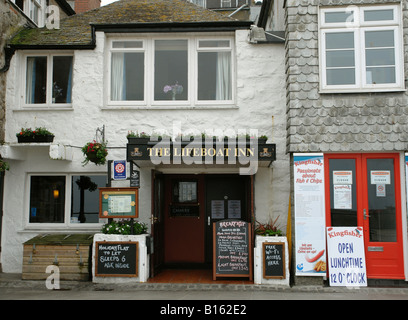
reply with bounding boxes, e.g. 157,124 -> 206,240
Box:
2,30 -> 288,273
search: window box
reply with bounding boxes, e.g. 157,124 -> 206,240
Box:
17,134 -> 54,143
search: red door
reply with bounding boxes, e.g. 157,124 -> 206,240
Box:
163,175 -> 205,264
325,153 -> 404,279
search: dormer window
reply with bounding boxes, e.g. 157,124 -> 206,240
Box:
11,0 -> 46,26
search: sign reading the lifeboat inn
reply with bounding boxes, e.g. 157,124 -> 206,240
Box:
126,138 -> 276,172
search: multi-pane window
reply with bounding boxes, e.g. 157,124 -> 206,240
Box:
28,175 -> 107,224
12,0 -> 45,26
25,54 -> 73,105
197,40 -> 232,101
108,36 -> 234,106
319,5 -> 404,92
154,40 -> 188,101
110,41 -> 145,101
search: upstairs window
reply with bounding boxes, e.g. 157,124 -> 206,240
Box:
197,40 -> 232,101
110,40 -> 145,102
25,54 -> 73,106
319,5 -> 404,92
11,0 -> 45,26
107,35 -> 235,107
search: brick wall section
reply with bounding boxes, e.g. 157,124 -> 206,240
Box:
74,0 -> 101,13
285,0 -> 408,153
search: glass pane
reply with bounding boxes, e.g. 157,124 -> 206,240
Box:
52,56 -> 73,104
366,48 -> 395,66
329,159 -> 357,227
326,32 -> 354,49
172,181 -> 197,203
71,175 -> 107,223
112,41 -> 143,48
26,56 -> 47,104
198,51 -> 232,100
199,40 -> 230,48
365,30 -> 394,48
326,68 -> 355,85
29,176 -> 65,223
366,67 -> 395,84
364,9 -> 394,21
366,159 -> 396,242
325,11 -> 354,23
154,40 -> 188,101
326,50 -> 355,68
111,52 -> 144,101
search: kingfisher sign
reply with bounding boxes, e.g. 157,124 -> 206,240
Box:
326,227 -> 367,287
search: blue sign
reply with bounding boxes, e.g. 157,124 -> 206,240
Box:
113,160 -> 127,180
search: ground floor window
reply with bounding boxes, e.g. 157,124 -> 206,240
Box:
29,174 -> 107,224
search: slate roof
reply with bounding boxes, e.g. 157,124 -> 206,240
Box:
9,0 -> 251,48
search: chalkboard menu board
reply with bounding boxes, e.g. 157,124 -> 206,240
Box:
95,241 -> 138,277
263,242 -> 285,279
213,219 -> 252,280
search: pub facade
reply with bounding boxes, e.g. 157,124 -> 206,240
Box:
0,0 -> 289,280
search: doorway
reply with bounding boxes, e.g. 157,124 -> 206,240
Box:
151,173 -> 251,276
324,153 -> 404,279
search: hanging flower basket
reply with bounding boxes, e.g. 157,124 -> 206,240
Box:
16,127 -> 54,143
82,141 -> 108,166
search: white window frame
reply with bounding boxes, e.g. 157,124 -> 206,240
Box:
12,0 -> 45,27
105,33 -> 236,109
319,4 -> 404,93
107,39 -> 147,106
22,52 -> 74,109
25,173 -> 107,230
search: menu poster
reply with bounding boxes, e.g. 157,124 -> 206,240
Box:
228,200 -> 241,219
211,200 -> 224,219
294,153 -> 326,276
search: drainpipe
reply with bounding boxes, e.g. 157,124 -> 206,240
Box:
228,4 -> 248,17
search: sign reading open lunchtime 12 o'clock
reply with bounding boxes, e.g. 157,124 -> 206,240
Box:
326,227 -> 367,287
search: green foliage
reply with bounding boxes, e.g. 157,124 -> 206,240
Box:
101,219 -> 148,235
17,127 -> 54,137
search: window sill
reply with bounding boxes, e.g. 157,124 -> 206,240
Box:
13,106 -> 74,112
102,104 -> 239,110
319,88 -> 406,94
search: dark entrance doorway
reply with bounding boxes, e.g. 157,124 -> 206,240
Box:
151,173 -> 252,275
204,175 -> 251,264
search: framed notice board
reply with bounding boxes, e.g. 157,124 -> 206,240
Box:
213,219 -> 252,281
95,241 -> 138,277
99,187 -> 139,218
263,242 -> 285,279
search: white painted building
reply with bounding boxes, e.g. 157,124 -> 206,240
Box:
1,0 -> 288,278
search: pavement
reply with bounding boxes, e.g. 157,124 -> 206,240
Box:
1,272 -> 408,301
